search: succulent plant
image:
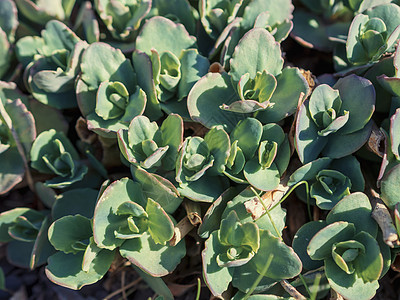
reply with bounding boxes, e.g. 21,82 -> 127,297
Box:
188,27 -> 308,132
0,208 -> 54,269
293,193 -> 390,300
30,129 -> 88,188
16,21 -> 87,109
202,187 -> 301,297
117,114 -> 183,172
295,75 -> 375,163
134,16 -> 209,118
346,3 -> 400,66
0,93 -> 36,194
288,156 -> 365,210
76,42 -> 154,137
14,0 -> 76,25
224,118 -> 290,192
92,178 -> 185,276
94,0 -> 151,42
175,125 -> 230,202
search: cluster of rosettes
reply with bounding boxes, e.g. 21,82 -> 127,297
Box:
0,1 -> 399,300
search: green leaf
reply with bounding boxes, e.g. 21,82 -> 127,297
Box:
295,100 -> 328,163
48,215 -> 92,254
252,230 -> 302,280
381,163 -> 400,209
80,42 -> 136,91
230,118 -> 263,160
131,166 -> 182,214
333,75 -> 375,134
188,72 -> 247,132
292,221 -> 326,270
321,120 -> 373,159
230,28 -> 283,82
325,258 -> 379,300
93,178 -> 146,250
307,222 -> 355,260
52,188 -> 99,220
45,248 -> 115,290
353,231 -> 383,282
256,67 -> 309,123
178,49 -> 210,100
146,198 -> 174,245
119,231 -> 186,276
288,157 -> 332,185
326,192 -> 377,237
198,187 -> 239,239
204,126 -> 230,175
136,16 -> 196,57
202,231 -> 234,297
243,158 -> 280,191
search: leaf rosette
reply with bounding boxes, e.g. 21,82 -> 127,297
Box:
346,3 -> 400,66
295,75 -> 375,163
16,21 -> 86,109
293,193 -> 390,300
117,114 -> 183,172
76,42 -> 151,137
0,208 -> 54,269
46,214 -> 115,290
224,118 -> 290,191
135,16 -> 208,118
175,126 -> 230,202
14,0 -> 75,25
202,188 -> 301,297
30,129 -> 88,188
289,156 -> 365,210
95,0 -> 151,42
199,0 -> 294,62
188,27 -> 308,132
93,178 -> 185,276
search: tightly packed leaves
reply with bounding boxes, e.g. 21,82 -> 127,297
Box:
1,1 -> 400,300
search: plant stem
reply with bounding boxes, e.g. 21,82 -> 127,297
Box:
169,216 -> 194,246
243,254 -> 274,300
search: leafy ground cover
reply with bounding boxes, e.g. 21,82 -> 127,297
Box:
1,0 -> 400,299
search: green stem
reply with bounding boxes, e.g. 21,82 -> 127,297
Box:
243,254 -> 274,300
298,274 -> 312,298
310,273 -> 322,300
195,278 -> 201,300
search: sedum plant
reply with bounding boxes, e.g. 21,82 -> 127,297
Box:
175,125 -> 230,202
0,94 -> 36,194
293,193 -> 390,300
94,0 -> 151,42
288,156 -> 365,210
30,129 -> 88,188
76,42 -> 152,136
224,118 -> 290,192
117,114 -> 183,172
16,20 -> 87,109
201,187 -> 301,297
295,75 -> 375,164
346,3 -> 400,66
188,27 -> 308,132
14,0 -> 76,25
2,0 -> 400,298
135,16 -> 209,118
0,207 -> 54,269
92,178 -> 185,276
